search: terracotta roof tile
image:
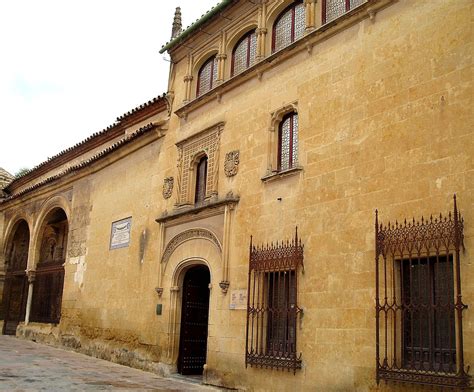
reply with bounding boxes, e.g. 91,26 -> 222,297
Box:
1,123 -> 157,204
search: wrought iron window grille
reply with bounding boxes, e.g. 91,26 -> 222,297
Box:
245,228 -> 304,374
375,195 -> 471,390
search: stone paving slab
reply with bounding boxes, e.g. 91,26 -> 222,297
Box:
0,336 -> 223,391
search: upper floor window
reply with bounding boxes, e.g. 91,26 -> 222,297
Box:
197,56 -> 217,97
194,156 -> 208,203
231,30 -> 257,76
278,112 -> 298,171
322,0 -> 366,24
272,1 -> 305,53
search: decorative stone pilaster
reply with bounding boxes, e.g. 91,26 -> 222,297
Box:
216,54 -> 227,84
305,0 -> 317,32
183,74 -> 193,103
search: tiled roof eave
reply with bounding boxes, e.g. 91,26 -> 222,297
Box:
1,123 -> 159,205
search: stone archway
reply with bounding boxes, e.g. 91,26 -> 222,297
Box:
30,207 -> 68,324
177,264 -> 211,375
2,220 -> 29,335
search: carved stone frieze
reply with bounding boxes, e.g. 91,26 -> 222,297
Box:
224,150 -> 240,177
161,228 -> 222,265
163,177 -> 174,199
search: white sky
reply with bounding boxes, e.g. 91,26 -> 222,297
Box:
0,0 -> 218,175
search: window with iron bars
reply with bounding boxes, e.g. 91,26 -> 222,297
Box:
375,196 -> 471,389
245,229 -> 303,373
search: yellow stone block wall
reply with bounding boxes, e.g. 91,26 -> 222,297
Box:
164,0 -> 473,390
0,0 -> 471,391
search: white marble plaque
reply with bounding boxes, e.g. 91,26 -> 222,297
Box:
110,217 -> 132,250
229,289 -> 247,310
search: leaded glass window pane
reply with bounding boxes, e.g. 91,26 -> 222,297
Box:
280,117 -> 291,170
350,0 -> 365,9
197,57 -> 217,96
292,114 -> 298,167
279,113 -> 298,171
273,2 -> 306,53
325,0 -> 346,23
248,32 -> 257,67
294,3 -> 305,41
273,8 -> 293,52
233,37 -> 248,76
232,30 -> 257,76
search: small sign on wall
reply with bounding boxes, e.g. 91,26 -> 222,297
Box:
110,217 -> 132,250
229,289 -> 247,310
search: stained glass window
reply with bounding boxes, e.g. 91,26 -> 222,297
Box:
278,112 -> 298,171
197,56 -> 217,97
273,1 -> 305,53
232,30 -> 257,76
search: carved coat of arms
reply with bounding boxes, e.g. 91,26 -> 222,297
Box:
224,150 -> 239,177
162,177 -> 174,199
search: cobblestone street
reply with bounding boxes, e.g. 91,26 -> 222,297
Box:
0,336 -> 222,391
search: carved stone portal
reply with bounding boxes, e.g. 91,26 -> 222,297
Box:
163,177 -> 174,199
224,150 -> 240,177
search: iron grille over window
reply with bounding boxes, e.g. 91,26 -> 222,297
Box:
322,0 -> 366,24
232,30 -> 257,76
197,56 -> 217,97
272,1 -> 305,53
375,196 -> 471,389
245,229 -> 303,373
278,112 -> 298,171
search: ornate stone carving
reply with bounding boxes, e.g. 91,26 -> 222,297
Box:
161,228 -> 222,265
162,177 -> 174,199
176,123 -> 224,205
219,280 -> 230,294
155,287 -> 163,296
224,150 -> 240,177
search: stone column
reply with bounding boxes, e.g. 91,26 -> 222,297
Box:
216,31 -> 227,84
256,1 -> 268,59
24,270 -> 36,325
183,53 -> 193,103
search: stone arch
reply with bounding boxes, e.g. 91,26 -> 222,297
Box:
160,234 -> 222,369
1,218 -> 30,334
161,228 -> 222,273
2,213 -> 33,262
31,195 -> 71,268
265,0 -> 305,55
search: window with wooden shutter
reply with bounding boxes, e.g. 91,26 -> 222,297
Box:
194,156 -> 208,203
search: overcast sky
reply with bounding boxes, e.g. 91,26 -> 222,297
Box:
0,0 -> 218,175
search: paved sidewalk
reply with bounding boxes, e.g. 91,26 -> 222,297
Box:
0,335 -> 222,391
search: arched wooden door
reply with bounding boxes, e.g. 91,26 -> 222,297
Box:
178,266 -> 210,375
2,220 -> 29,335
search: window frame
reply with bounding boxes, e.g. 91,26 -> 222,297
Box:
231,29 -> 257,77
272,0 -> 305,53
197,55 -> 217,97
194,155 -> 208,204
277,112 -> 298,172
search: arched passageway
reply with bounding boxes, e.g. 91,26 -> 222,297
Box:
177,265 -> 211,375
30,208 -> 68,324
2,220 -> 29,335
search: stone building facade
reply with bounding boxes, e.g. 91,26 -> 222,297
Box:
0,0 -> 472,391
